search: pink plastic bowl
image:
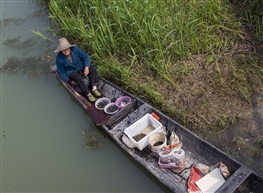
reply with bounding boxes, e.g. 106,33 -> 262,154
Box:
115,96 -> 132,109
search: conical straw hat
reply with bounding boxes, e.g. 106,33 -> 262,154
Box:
54,38 -> 75,53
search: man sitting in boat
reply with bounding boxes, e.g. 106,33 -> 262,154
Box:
55,37 -> 101,102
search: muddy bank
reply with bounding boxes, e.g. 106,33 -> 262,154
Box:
205,93 -> 263,177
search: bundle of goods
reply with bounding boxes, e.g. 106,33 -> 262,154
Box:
151,131 -> 185,170
158,148 -> 185,169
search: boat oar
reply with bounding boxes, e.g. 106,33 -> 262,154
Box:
58,77 -> 110,126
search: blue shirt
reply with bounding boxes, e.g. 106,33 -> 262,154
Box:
56,46 -> 91,82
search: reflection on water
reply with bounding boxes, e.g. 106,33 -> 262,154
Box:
1,1 -> 169,192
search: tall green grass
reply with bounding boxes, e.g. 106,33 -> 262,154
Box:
47,0 -> 242,76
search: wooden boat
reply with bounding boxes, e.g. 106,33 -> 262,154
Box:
51,66 -> 263,193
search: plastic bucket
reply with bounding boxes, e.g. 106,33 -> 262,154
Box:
115,96 -> 132,109
104,102 -> 119,115
148,132 -> 167,153
95,97 -> 111,110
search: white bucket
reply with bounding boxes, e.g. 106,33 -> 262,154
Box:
148,132 -> 167,153
104,102 -> 119,115
95,97 -> 111,110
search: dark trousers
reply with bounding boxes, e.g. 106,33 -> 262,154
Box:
69,65 -> 99,95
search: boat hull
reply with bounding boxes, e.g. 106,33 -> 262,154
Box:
53,70 -> 263,193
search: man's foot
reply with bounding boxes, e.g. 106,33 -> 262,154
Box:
92,89 -> 101,97
86,93 -> 96,102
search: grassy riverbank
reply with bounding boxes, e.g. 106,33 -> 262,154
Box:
39,0 -> 263,174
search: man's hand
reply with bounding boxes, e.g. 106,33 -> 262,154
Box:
71,80 -> 77,86
84,66 -> 90,76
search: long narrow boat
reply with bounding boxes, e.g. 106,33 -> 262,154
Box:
51,66 -> 263,193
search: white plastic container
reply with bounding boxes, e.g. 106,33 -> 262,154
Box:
124,113 -> 162,151
95,97 -> 111,110
104,102 -> 119,115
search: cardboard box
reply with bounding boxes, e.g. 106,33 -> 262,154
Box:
124,113 -> 162,151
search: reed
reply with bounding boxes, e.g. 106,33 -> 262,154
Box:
47,0 -> 241,62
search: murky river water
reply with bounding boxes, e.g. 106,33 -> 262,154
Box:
0,1 -> 170,192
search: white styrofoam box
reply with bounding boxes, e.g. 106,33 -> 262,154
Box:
124,113 -> 163,151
